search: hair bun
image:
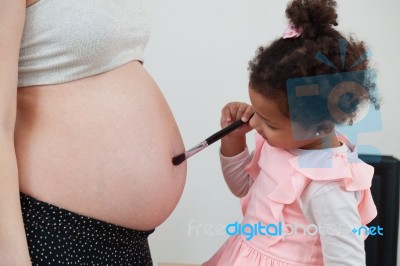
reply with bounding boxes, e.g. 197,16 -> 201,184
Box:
286,0 -> 338,38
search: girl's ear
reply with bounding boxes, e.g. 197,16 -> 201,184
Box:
315,122 -> 335,138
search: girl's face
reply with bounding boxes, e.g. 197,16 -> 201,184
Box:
249,88 -> 321,150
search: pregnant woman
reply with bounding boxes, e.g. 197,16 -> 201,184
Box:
0,0 -> 186,265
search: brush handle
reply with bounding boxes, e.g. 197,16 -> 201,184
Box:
172,117 -> 251,165
205,119 -> 246,145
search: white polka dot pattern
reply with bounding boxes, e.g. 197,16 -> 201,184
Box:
20,193 -> 154,265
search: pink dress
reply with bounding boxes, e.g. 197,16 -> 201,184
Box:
203,133 -> 377,266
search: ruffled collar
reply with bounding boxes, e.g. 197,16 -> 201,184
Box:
244,133 -> 377,245
288,139 -> 349,157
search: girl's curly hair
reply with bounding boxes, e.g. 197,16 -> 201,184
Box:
248,0 -> 379,129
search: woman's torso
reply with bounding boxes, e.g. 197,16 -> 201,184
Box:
16,0 -> 187,230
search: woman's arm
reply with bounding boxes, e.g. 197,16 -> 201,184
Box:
0,1 -> 31,265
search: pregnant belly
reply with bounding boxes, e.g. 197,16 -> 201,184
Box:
15,61 -> 187,230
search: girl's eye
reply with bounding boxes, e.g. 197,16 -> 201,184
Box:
265,123 -> 278,130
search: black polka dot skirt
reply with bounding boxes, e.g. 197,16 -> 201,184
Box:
20,193 -> 154,265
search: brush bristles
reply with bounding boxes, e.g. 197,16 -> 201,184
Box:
172,153 -> 186,166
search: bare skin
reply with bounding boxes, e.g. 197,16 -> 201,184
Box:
16,61 -> 187,230
0,1 -> 187,264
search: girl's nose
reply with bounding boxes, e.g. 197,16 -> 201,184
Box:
249,114 -> 256,129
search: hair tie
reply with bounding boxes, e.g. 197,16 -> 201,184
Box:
282,23 -> 304,39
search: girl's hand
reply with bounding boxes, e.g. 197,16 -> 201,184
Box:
220,102 -> 254,138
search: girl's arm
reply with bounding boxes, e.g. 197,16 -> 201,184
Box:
220,102 -> 253,157
220,147 -> 254,197
300,181 -> 365,266
0,1 -> 32,265
219,102 -> 254,197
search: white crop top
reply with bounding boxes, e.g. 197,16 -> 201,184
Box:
18,0 -> 151,87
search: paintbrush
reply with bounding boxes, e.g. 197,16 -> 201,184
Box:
172,118 -> 249,165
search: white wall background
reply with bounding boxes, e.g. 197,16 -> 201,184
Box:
144,0 -> 400,265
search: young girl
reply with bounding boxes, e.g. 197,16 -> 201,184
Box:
203,0 -> 379,265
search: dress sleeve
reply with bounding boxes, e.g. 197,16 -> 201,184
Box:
299,181 -> 366,266
220,147 -> 254,198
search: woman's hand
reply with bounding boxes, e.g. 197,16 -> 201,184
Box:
220,102 -> 254,157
